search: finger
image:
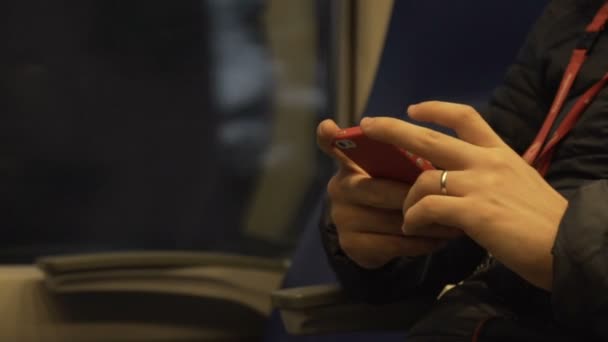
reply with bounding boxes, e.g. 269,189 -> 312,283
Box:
407,101 -> 506,148
317,119 -> 342,155
339,231 -> 448,268
360,116 -> 475,170
402,171 -> 469,239
317,119 -> 363,171
328,169 -> 411,210
331,202 -> 404,235
403,170 -> 470,213
404,195 -> 474,233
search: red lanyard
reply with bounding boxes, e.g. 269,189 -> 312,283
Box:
522,2 -> 608,176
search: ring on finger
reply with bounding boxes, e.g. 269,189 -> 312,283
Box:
440,170 -> 448,195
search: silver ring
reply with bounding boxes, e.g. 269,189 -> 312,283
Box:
440,170 -> 448,195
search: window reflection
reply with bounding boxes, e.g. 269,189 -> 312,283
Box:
0,0 -> 332,262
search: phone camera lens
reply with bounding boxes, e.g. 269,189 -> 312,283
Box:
336,139 -> 356,149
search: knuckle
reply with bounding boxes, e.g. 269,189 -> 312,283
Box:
459,105 -> 480,119
338,234 -> 366,263
404,172 -> 434,211
478,172 -> 501,189
458,196 -> 493,229
402,200 -> 410,217
419,129 -> 444,147
361,185 -> 385,207
337,233 -> 355,254
455,105 -> 480,122
484,150 -> 507,169
352,177 -> 398,209
329,172 -> 384,207
330,203 -> 356,230
330,203 -> 365,233
417,195 -> 439,213
473,204 -> 496,228
404,195 -> 437,227
402,206 -> 415,226
326,175 -> 342,200
418,170 -> 438,189
329,205 -> 345,228
453,105 -> 481,128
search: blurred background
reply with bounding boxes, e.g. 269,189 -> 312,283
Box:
0,1 -> 547,340
0,0 -> 336,262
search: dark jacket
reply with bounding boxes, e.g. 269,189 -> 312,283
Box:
321,0 -> 608,340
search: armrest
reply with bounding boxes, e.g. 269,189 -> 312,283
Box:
37,250 -> 289,275
0,265 -> 273,341
272,284 -> 435,335
0,251 -> 290,341
37,251 -> 289,315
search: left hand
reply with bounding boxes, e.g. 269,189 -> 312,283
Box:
360,101 -> 568,290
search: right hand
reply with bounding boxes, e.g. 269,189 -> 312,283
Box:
317,119 -> 462,269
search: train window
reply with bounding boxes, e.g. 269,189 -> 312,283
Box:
0,0 -> 335,262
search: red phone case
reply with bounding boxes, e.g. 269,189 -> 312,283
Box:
333,126 -> 434,183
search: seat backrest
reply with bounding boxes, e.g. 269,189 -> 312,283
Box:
364,0 -> 546,118
265,1 -> 548,340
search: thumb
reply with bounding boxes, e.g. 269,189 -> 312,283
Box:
317,119 -> 366,173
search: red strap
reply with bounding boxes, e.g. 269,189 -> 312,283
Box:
587,1 -> 608,31
535,72 -> 608,167
521,49 -> 587,164
522,2 -> 608,175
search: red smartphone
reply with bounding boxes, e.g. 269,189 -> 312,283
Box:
332,126 -> 434,183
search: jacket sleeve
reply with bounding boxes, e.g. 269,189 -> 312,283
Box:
551,180 -> 608,338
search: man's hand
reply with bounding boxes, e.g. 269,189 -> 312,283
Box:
317,119 -> 462,269
360,102 -> 568,289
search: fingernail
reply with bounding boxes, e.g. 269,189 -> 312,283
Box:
407,104 -> 418,115
360,116 -> 374,127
